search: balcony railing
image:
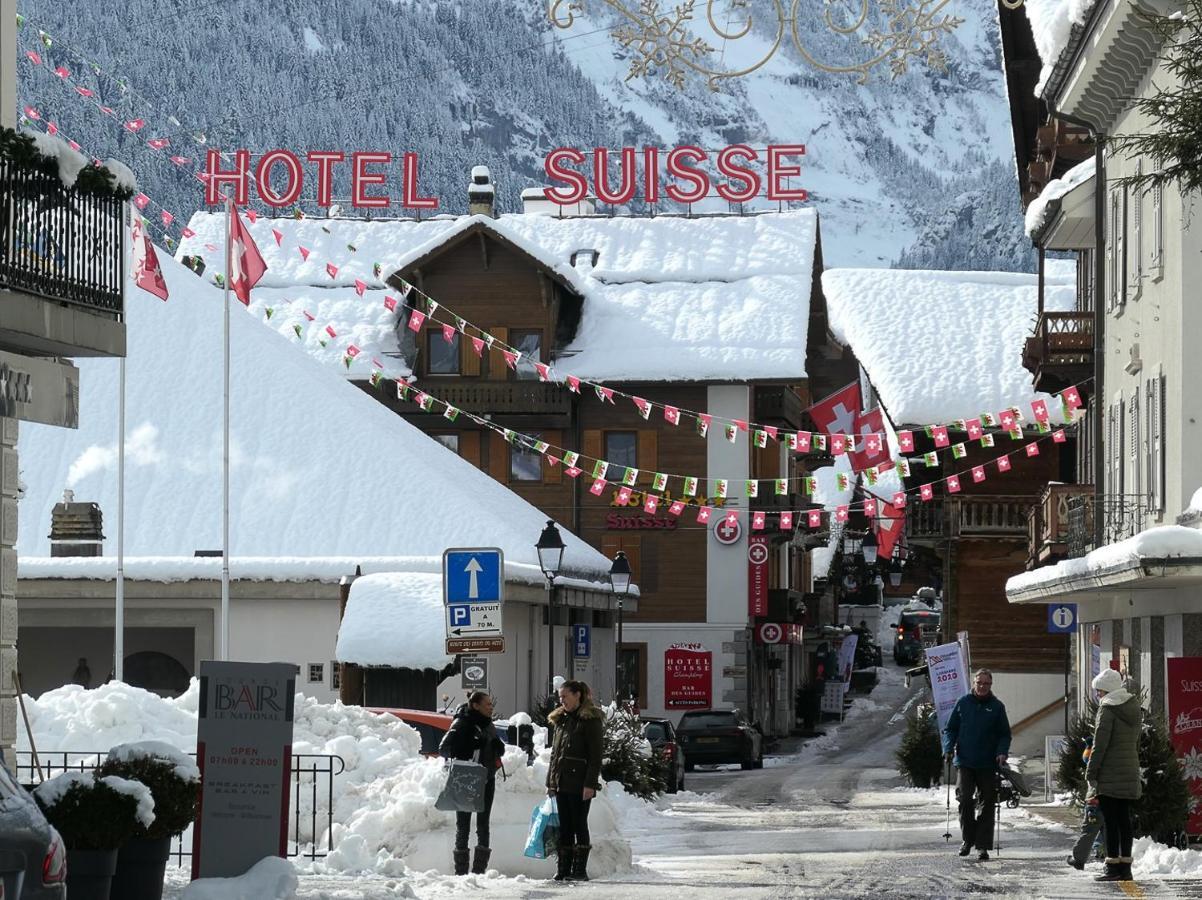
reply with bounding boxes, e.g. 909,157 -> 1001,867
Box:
1067,493 -> 1149,558
907,496 -> 1032,542
1026,483 -> 1092,569
1021,312 -> 1094,394
754,386 -> 804,429
418,381 -> 571,417
0,158 -> 124,317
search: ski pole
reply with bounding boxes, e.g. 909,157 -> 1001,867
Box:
943,756 -> 953,842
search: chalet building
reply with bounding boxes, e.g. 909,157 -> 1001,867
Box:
279,184 -> 852,735
1003,0 -> 1202,718
822,267 -> 1079,753
0,0 -> 127,763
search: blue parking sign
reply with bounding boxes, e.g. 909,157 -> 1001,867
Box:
572,624 -> 591,659
1048,604 -> 1078,634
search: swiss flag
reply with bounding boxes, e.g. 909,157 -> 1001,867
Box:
997,455 -> 1012,473
780,511 -> 793,530
972,465 -> 986,483
227,204 -> 267,305
946,475 -> 961,493
892,491 -> 906,509
664,406 -> 680,425
807,509 -> 822,528
130,217 -> 168,301
875,501 -> 904,560
669,500 -> 685,516
1062,386 -> 1082,410
965,418 -> 983,440
809,382 -> 861,438
920,483 -> 934,502
1031,399 -> 1050,424
931,425 -> 950,448
897,430 -> 914,453
849,407 -> 889,473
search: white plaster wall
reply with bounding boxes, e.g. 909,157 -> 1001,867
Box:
992,670 -> 1066,756
1164,613 -> 1183,713
0,0 -> 14,130
706,386 -> 750,626
624,622 -> 745,724
230,596 -> 341,703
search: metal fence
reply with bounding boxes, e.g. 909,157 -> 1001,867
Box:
14,750 -> 344,865
1066,493 -> 1149,558
0,159 -> 124,316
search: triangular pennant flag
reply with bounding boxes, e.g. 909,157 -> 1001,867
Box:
271,228 -> 283,245
325,262 -> 338,279
567,376 -> 581,393
764,426 -> 778,443
441,323 -> 456,344
503,349 -> 520,370
632,396 -> 652,419
535,362 -> 551,382
299,246 -> 311,261
471,336 -> 485,357
594,385 -> 614,403
354,279 -> 367,297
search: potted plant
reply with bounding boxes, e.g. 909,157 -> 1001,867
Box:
97,741 -> 201,900
33,770 -> 154,900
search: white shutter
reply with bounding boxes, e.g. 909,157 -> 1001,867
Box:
1152,372 -> 1165,512
1145,378 -> 1154,507
1132,163 -> 1143,295
1119,185 -> 1128,307
1128,390 -> 1141,500
1152,183 -> 1163,278
1107,190 -> 1117,312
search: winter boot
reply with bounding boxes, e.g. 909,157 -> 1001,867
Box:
570,844 -> 591,881
453,848 -> 470,876
553,845 -> 573,881
1118,857 -> 1134,881
471,846 -> 491,875
958,841 -> 972,857
1094,859 -> 1123,881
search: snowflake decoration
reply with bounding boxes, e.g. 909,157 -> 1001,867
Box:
613,0 -> 715,90
1180,746 -> 1202,782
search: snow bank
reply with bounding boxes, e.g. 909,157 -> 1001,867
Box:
1133,835 -> 1202,877
1025,157 -> 1094,237
181,856 -> 298,900
335,572 -> 452,669
18,681 -> 633,880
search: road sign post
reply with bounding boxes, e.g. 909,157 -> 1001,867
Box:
443,548 -> 506,655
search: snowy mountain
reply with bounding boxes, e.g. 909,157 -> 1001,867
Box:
15,0 -> 1031,270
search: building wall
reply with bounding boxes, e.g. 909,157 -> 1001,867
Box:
19,626 -> 195,697
706,385 -> 750,626
1,419 -> 16,765
0,0 -> 14,130
622,621 -> 748,724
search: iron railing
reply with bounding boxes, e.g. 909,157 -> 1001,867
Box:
0,159 -> 124,316
1066,493 -> 1149,558
14,750 -> 344,864
1027,483 -> 1092,568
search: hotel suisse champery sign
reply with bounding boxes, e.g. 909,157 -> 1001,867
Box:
202,144 -> 807,209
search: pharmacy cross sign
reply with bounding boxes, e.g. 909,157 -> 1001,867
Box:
714,516 -> 742,545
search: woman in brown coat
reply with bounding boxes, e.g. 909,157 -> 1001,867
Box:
546,680 -> 604,881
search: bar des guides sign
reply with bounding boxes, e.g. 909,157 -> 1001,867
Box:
664,643 -> 712,709
1167,657 -> 1202,835
748,535 -> 769,617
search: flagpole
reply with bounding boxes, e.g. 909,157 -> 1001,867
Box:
115,355 -> 125,681
221,196 -> 232,661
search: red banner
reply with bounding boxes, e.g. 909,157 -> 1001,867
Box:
748,535 -> 769,616
664,644 -> 713,709
1167,657 -> 1202,835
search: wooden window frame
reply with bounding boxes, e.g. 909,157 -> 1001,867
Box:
508,433 -> 544,483
425,328 -> 461,376
508,328 -> 544,382
604,430 -> 639,473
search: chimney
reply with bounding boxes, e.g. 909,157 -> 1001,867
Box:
48,489 -> 104,557
468,166 -> 496,217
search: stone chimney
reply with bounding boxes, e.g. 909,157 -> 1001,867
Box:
468,165 -> 496,217
48,489 -> 104,557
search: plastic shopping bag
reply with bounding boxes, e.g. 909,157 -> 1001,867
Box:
522,796 -> 560,859
434,760 -> 488,813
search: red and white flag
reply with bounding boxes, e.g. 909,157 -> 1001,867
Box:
997,454 -> 1012,473
664,405 -> 681,426
182,227 -> 196,239
696,506 -> 713,524
780,511 -> 794,530
442,323 -> 456,344
346,345 -> 361,358
407,310 -> 426,332
1031,398 -> 1050,423
298,246 -> 311,261
897,430 -> 914,453
324,324 -> 337,338
946,475 -> 961,494
965,418 -> 983,440
124,118 -> 146,132
566,376 -> 580,393
849,407 -> 889,473
972,465 -> 986,483
920,483 -> 934,502
147,137 -> 170,150
22,105 -> 40,120
471,336 -> 486,357
326,262 -> 338,279
133,193 -> 151,210
752,511 -> 766,531
169,154 -> 190,165
669,500 -> 686,517
272,228 -> 284,246
644,494 -> 659,515
383,296 -> 397,312
794,431 -> 811,453
1053,429 -> 1067,443
809,382 -> 861,437
535,363 -> 550,382
160,210 -> 173,228
354,278 -> 367,297
130,217 -> 168,301
227,204 -> 267,305
76,86 -> 94,98
807,509 -> 822,529
46,121 -> 58,135
1061,386 -> 1082,410
892,491 -> 906,509
246,210 -> 258,224
931,425 -> 950,448
835,505 -> 850,523
632,397 -> 652,419
589,478 -> 607,496
1025,442 -> 1040,457
875,501 -> 904,559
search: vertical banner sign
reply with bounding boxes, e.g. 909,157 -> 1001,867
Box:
192,661 -> 297,879
747,535 -> 769,617
836,634 -> 859,684
664,643 -> 712,709
926,641 -> 970,734
1166,658 -> 1202,835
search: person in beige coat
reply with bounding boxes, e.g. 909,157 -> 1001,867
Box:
1085,668 -> 1142,882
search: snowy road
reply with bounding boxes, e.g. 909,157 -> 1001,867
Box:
163,668 -> 1200,898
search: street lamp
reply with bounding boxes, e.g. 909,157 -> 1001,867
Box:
608,551 -> 632,701
861,529 -> 879,566
536,520 -> 566,696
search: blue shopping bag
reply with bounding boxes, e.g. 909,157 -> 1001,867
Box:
522,797 -> 560,859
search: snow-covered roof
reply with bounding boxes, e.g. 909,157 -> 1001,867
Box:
15,253 -> 610,580
821,266 -> 1077,425
335,572 -> 451,669
1024,0 -> 1100,95
175,209 -> 819,383
1025,158 -> 1095,238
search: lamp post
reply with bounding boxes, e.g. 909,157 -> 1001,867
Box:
536,519 -> 565,696
608,551 -> 632,702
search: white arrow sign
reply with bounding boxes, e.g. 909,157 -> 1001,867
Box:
465,557 -> 483,600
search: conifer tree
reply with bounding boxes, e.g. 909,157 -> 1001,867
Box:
896,704 -> 945,788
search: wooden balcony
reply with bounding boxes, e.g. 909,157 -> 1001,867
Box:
907,496 -> 1032,544
754,385 -> 804,429
1021,311 -> 1094,395
418,382 -> 572,421
1026,483 -> 1092,569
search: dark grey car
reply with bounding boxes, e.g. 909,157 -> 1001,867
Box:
677,709 -> 764,771
0,762 -> 66,899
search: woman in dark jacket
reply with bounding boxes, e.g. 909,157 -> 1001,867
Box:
1086,668 -> 1142,883
439,691 -> 506,876
546,680 -> 604,881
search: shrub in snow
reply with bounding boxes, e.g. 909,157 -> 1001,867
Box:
895,704 -> 945,788
96,741 -> 200,839
33,770 -> 153,850
0,125 -> 135,199
600,705 -> 667,801
1058,697 -> 1189,845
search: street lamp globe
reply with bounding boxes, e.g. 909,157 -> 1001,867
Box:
888,560 -> 904,588
536,519 -> 565,578
861,529 -> 879,565
608,551 -> 632,596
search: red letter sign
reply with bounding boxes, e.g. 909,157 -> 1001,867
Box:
306,150 -> 345,207
204,149 -> 250,206
544,147 -> 587,204
254,150 -> 303,208
665,146 -> 709,204
352,151 -> 391,208
766,144 -> 807,201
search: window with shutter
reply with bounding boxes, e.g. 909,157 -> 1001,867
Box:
1145,379 -> 1155,510
1128,390 -> 1141,500
1152,373 -> 1165,512
1118,186 -> 1127,309
1152,183 -> 1164,279
1116,397 -> 1124,496
1131,164 -> 1142,297
1107,189 -> 1119,312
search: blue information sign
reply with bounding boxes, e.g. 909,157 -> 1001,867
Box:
1048,603 -> 1078,634
572,624 -> 591,659
443,548 -> 503,605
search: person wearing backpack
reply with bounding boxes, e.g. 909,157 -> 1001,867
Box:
439,691 -> 506,876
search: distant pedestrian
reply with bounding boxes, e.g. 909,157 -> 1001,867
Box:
71,657 -> 91,688
1086,668 -> 1142,883
942,668 -> 1012,861
439,691 -> 506,876
546,679 -> 604,881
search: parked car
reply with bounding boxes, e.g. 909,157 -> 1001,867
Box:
0,761 -> 67,900
890,608 -> 942,665
640,717 -> 686,793
676,709 -> 763,771
369,707 -> 454,755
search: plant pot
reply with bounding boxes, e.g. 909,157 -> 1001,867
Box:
65,847 -> 119,900
112,835 -> 173,900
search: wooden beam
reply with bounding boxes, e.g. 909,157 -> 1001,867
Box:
478,232 -> 489,270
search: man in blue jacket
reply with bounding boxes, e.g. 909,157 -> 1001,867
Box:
942,668 -> 1012,861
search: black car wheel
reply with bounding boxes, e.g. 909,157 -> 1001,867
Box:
685,761 -> 695,773
678,772 -> 685,792
753,751 -> 764,770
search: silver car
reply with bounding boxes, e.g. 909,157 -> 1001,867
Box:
0,762 -> 66,899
